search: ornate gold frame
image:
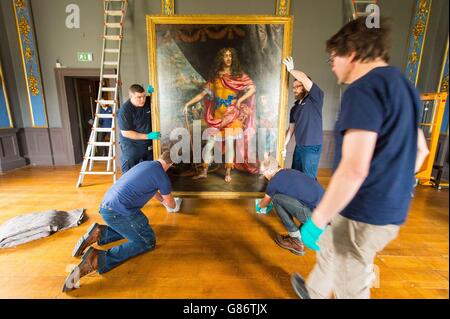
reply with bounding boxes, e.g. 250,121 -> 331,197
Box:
146,15 -> 293,198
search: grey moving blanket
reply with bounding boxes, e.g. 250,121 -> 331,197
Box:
0,208 -> 85,248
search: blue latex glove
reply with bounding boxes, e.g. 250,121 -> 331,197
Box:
300,218 -> 326,251
147,84 -> 154,94
147,132 -> 161,140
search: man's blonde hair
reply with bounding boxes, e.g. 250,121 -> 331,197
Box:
259,156 -> 279,175
159,151 -> 173,165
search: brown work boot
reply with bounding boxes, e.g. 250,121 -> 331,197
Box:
72,223 -> 103,257
62,247 -> 99,292
275,234 -> 305,256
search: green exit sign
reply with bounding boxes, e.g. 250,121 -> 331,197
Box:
78,52 -> 93,62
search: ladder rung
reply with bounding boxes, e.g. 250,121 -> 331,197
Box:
96,113 -> 115,118
93,128 -> 115,132
102,74 -> 118,79
101,87 -> 117,92
105,23 -> 122,28
76,0 -> 125,187
105,10 -> 124,16
90,142 -> 114,147
85,156 -> 115,161
104,35 -> 122,41
96,100 -> 117,105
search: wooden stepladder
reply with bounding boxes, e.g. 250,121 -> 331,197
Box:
350,0 -> 378,20
76,0 -> 128,187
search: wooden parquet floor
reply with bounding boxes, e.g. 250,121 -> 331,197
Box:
0,166 -> 448,299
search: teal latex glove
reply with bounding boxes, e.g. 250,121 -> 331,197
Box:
300,218 -> 326,251
147,132 -> 161,140
255,199 -> 262,213
255,199 -> 272,214
147,84 -> 154,94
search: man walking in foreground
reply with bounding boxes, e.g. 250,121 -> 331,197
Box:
291,17 -> 430,299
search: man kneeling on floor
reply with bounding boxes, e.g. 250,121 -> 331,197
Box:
63,151 -> 179,292
257,158 -> 325,256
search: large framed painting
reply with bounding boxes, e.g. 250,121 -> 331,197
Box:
147,15 -> 293,198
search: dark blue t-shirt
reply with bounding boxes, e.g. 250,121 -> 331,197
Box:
289,83 -> 324,146
99,106 -> 112,128
118,96 -> 152,145
266,169 -> 324,210
101,161 -> 172,215
334,66 -> 420,226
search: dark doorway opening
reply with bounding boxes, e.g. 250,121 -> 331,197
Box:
74,78 -> 100,157
55,68 -> 118,165
64,76 -> 114,163
64,77 -> 102,163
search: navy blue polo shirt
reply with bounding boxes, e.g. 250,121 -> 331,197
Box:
334,66 -> 420,226
99,106 -> 112,128
118,96 -> 152,145
101,161 -> 172,215
289,83 -> 324,146
266,169 -> 324,210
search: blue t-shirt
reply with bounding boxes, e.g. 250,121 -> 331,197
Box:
99,106 -> 112,128
334,66 -> 420,226
289,83 -> 324,146
118,96 -> 152,145
266,169 -> 325,210
101,161 -> 172,215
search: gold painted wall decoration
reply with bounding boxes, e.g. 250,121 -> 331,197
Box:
162,0 -> 175,16
0,59 -> 13,129
276,0 -> 291,16
405,0 -> 432,86
12,0 -> 48,127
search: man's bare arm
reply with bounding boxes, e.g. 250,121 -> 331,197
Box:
162,193 -> 176,209
121,130 -> 149,140
290,70 -> 313,92
311,129 -> 378,228
259,195 -> 272,208
284,124 -> 295,148
415,128 -> 430,173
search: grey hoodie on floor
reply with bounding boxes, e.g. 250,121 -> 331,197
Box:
0,208 -> 85,248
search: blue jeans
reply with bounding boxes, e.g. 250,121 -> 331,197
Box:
292,144 -> 322,179
97,207 -> 156,274
272,194 -> 312,233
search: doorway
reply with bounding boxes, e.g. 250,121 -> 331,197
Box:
73,78 -> 100,156
55,68 -> 119,165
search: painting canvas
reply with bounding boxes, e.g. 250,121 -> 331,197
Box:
147,15 -> 293,198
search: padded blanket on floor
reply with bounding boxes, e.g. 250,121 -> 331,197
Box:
0,208 -> 85,248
